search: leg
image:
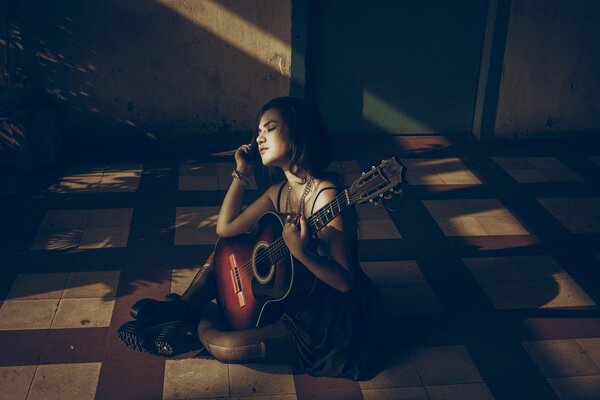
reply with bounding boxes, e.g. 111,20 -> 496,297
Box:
197,303 -> 297,365
180,251 -> 217,316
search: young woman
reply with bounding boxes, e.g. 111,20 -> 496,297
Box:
118,97 -> 381,380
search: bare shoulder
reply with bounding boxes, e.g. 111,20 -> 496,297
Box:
264,181 -> 287,208
312,179 -> 340,210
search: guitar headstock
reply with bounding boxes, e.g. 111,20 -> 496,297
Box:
347,157 -> 405,205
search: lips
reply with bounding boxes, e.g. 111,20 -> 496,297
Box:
259,147 -> 268,154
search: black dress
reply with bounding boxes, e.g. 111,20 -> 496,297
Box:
276,183 -> 382,380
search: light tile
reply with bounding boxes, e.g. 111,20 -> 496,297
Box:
475,215 -> 529,235
97,172 -> 140,192
522,340 -> 600,378
175,207 -> 220,245
409,172 -> 446,185
163,358 -> 229,399
480,280 -> 544,309
493,157 -> 583,183
51,298 -> 116,329
577,338 -> 600,368
438,170 -> 481,184
30,228 -> 83,250
360,348 -> 422,389
0,365 -> 37,400
362,387 -> 429,400
27,362 -> 101,400
7,273 -> 69,300
549,375 -> 600,400
57,174 -> 103,193
87,208 -> 133,227
233,396 -> 298,400
426,383 -> 494,400
379,285 -> 442,314
508,255 -> 569,280
228,363 -> 295,398
104,163 -> 143,172
556,214 -> 600,234
538,197 -> 600,233
530,278 -> 596,308
39,210 -> 90,229
78,227 -> 130,249
63,271 -> 121,298
358,219 -> 401,240
504,169 -> 549,183
362,260 -> 427,286
434,216 -> 487,237
356,204 -> 393,220
410,345 -> 483,386
0,299 -> 59,330
180,162 -> 217,176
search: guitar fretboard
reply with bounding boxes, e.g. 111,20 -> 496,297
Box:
266,189 -> 350,264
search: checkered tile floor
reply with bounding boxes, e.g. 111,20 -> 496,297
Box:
1,136 -> 600,399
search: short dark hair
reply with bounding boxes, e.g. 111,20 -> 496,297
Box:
252,97 -> 334,179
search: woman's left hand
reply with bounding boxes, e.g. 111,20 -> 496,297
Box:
282,215 -> 310,259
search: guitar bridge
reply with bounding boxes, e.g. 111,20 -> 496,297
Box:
229,254 -> 246,308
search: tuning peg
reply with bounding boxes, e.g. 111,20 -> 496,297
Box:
383,191 -> 393,200
369,197 -> 381,206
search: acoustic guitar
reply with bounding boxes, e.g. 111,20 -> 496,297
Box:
214,157 -> 405,330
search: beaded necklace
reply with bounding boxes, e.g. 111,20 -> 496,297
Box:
284,176 -> 314,217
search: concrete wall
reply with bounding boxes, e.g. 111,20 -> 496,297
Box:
495,0 -> 600,139
5,0 -> 292,143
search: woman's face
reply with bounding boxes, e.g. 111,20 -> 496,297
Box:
256,108 -> 290,168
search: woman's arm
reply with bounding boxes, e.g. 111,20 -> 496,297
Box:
215,143 -> 277,238
283,187 -> 355,292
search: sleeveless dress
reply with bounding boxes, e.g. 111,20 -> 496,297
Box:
276,182 -> 382,380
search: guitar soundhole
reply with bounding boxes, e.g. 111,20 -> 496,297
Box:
252,241 -> 275,284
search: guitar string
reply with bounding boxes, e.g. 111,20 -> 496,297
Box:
231,190 -> 375,276
232,192 -> 347,275
232,187 -> 391,277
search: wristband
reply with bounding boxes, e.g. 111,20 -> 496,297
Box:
231,169 -> 250,186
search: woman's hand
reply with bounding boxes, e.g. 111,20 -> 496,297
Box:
234,143 -> 254,175
282,215 -> 310,259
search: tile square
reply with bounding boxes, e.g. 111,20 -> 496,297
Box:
404,158 -> 481,185
424,199 -> 527,237
379,285 -> 442,314
356,204 -> 393,220
97,172 -> 140,192
362,260 -> 427,286
577,338 -> 600,368
178,175 -> 220,191
538,197 -> 600,233
228,363 -> 295,397
462,257 -> 523,282
51,298 -> 116,329
175,207 -> 220,245
426,383 -> 494,400
556,214 -> 600,234
358,219 -> 401,240
410,345 -> 483,386
39,210 -> 90,229
503,169 -> 549,183
180,162 -> 217,176
434,216 -> 487,237
27,362 -> 101,400
479,280 -> 544,309
7,273 -> 69,300
78,227 -> 130,249
0,299 -> 59,330
360,347 -> 422,389
475,215 -> 529,235
63,271 -> 121,298
30,228 -> 83,250
362,387 -> 429,400
529,278 -> 596,308
87,208 -> 133,228
523,340 -> 600,378
493,157 -> 583,183
548,375 -> 600,400
0,365 -> 37,400
164,358 -> 229,399
508,255 -> 569,280
57,173 -> 103,193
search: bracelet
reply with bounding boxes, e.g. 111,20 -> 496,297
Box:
231,169 -> 250,186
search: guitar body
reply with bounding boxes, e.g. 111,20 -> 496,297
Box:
213,156 -> 406,330
214,212 -> 298,330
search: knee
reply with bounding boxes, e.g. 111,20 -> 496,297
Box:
197,321 -> 264,363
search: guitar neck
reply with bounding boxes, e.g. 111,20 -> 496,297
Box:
267,189 -> 351,263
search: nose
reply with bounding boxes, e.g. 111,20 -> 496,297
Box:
256,132 -> 265,144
